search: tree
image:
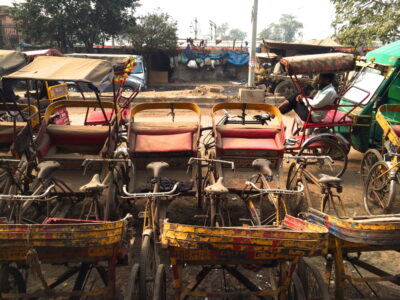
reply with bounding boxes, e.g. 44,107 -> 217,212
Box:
11,0 -> 137,51
258,14 -> 303,42
216,22 -> 229,39
227,28 -> 247,41
124,12 -> 177,54
331,0 -> 400,46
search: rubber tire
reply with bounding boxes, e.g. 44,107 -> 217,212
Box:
153,264 -> 167,300
364,161 -> 396,215
361,149 -> 383,186
274,80 -> 296,98
124,263 -> 140,300
297,258 -> 330,300
286,162 -> 311,215
0,265 -> 26,295
299,137 -> 348,178
139,234 -> 156,300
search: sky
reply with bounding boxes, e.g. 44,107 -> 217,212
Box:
134,0 -> 336,41
0,0 -> 336,41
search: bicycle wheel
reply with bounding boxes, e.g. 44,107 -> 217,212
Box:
297,258 -> 330,300
0,265 -> 26,296
139,234 -> 156,300
153,264 -> 167,300
124,263 -> 140,300
364,161 -> 396,215
245,175 -> 278,225
286,162 -> 311,215
299,137 -> 348,178
360,149 -> 383,186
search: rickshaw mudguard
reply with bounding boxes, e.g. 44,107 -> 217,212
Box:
302,132 -> 350,149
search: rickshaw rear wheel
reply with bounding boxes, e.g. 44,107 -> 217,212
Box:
139,234 -> 156,300
364,161 -> 396,215
124,263 -> 140,300
296,257 -> 330,300
0,265 -> 26,295
361,149 -> 383,186
153,264 -> 167,300
299,137 -> 348,178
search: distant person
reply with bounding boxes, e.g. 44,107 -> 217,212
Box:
278,73 -> 337,122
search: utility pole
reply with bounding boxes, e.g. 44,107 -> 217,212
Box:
247,0 -> 258,88
209,20 -> 216,41
194,18 -> 198,39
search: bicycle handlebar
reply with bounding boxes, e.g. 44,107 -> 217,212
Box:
121,182 -> 179,199
188,157 -> 235,170
245,181 -> 304,195
0,184 -> 55,201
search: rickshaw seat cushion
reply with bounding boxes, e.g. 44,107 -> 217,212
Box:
220,137 -> 283,152
134,132 -> 193,153
215,126 -> 284,155
320,110 -> 352,124
216,127 -> 280,138
46,125 -> 109,146
86,109 -> 114,125
0,122 -> 26,144
129,122 -> 199,155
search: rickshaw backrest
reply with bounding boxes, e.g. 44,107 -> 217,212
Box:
128,122 -> 199,157
128,103 -> 201,158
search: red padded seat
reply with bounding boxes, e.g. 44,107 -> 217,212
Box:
86,109 -> 130,125
321,110 -> 352,124
0,123 -> 25,144
216,126 -> 284,157
135,132 -> 193,153
47,125 -> 108,146
37,125 -> 110,158
129,122 -> 199,156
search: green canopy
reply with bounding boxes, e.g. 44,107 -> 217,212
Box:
366,40 -> 400,67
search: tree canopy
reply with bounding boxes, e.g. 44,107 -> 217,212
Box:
124,12 -> 178,55
227,29 -> 247,41
11,0 -> 137,51
258,14 -> 303,42
331,0 -> 400,46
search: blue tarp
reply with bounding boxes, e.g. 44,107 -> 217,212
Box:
180,48 -> 249,66
225,51 -> 249,66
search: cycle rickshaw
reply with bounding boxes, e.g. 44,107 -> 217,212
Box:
2,56 -> 129,223
122,102 -> 202,299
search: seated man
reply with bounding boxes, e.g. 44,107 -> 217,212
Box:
278,73 -> 337,123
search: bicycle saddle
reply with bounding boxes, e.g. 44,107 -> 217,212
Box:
204,177 -> 229,194
318,174 -> 342,185
252,159 -> 273,177
146,161 -> 169,178
37,161 -> 60,180
80,174 -> 107,192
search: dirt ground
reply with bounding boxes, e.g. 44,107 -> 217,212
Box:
14,89 -> 400,299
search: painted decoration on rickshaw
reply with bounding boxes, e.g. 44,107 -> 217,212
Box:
53,107 -> 70,125
280,53 -> 355,75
